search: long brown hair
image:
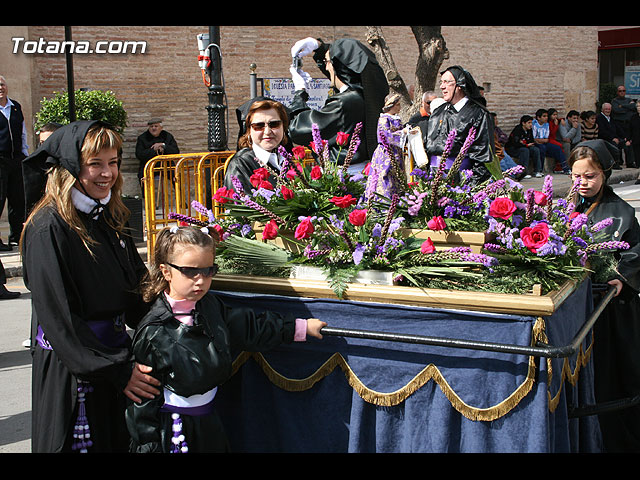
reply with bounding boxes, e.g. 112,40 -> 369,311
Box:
20,123 -> 130,253
140,226 -> 218,303
238,99 -> 289,150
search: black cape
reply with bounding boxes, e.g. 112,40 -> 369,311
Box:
223,147 -> 281,195
24,205 -> 149,452
288,38 -> 388,165
577,185 -> 640,452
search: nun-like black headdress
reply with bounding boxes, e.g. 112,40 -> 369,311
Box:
574,139 -> 619,179
313,38 -> 389,161
23,120 -> 103,214
441,65 -> 485,106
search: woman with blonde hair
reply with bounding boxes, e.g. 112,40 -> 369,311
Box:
21,120 -> 160,452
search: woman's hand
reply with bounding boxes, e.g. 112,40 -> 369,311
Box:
608,279 -> 624,297
123,362 -> 161,403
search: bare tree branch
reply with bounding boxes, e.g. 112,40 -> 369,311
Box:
365,26 -> 449,122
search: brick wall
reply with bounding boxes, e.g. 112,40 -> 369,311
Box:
19,25 -> 598,194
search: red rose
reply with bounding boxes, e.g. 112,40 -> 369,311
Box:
363,162 -> 371,175
421,238 -> 436,254
286,164 -> 303,180
348,209 -> 367,226
249,173 -> 263,187
212,186 -> 234,204
520,222 -> 549,253
569,211 -> 580,220
280,185 -> 295,200
252,167 -> 270,180
336,131 -> 350,146
258,180 -> 273,190
262,219 -> 279,240
294,217 -> 314,240
427,215 -> 447,231
330,194 -> 358,209
489,197 -> 517,220
292,146 -> 306,160
310,165 -> 323,180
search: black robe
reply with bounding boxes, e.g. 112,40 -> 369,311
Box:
288,87 -> 367,166
126,291 -> 295,453
135,129 -> 180,179
223,147 -> 281,195
425,100 -> 495,183
577,185 -> 640,452
23,205 -> 149,452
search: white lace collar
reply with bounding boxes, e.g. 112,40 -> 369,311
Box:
71,186 -> 111,218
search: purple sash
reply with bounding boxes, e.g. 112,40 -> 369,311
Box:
35,315 -> 129,350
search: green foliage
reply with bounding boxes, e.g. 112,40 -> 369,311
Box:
35,89 -> 127,134
598,83 -> 618,111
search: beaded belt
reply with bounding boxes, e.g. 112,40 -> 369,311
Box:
160,387 -> 217,453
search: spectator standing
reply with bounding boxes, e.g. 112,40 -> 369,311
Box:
611,86 -> 637,167
135,118 -> 180,186
0,75 -> 28,249
505,115 -> 542,179
597,103 -> 624,169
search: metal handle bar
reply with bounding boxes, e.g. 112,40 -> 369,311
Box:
319,285 -> 616,359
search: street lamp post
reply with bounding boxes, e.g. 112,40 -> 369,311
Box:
206,26 -> 227,151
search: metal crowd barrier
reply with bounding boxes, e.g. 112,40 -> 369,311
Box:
142,148 -> 316,259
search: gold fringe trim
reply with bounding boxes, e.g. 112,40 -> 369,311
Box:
230,316 -> 593,421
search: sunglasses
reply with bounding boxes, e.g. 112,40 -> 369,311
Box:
250,120 -> 283,131
167,262 -> 219,278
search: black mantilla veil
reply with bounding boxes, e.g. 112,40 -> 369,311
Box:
22,119 -> 118,215
312,38 -> 389,161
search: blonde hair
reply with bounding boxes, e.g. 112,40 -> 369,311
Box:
20,123 -> 130,254
140,226 -> 218,303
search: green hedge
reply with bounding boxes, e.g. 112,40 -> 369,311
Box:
35,89 -> 127,134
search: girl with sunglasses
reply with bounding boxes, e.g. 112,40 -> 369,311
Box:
127,225 -> 326,452
224,99 -> 290,195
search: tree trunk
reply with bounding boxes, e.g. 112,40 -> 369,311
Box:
365,26 -> 449,123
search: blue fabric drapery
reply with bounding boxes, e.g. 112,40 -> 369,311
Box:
214,279 -> 602,453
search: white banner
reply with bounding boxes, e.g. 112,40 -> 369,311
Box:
263,77 -> 331,111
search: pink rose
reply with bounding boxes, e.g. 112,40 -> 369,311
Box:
348,209 -> 367,226
421,238 -> 436,254
427,215 -> 447,231
533,191 -> 548,206
294,217 -> 314,240
363,162 -> 371,175
489,197 -> 517,220
310,165 -> 323,180
262,219 -> 279,240
520,222 -> 549,253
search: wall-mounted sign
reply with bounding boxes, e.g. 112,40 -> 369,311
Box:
263,77 -> 331,111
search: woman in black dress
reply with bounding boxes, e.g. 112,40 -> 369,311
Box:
21,120 -> 160,452
569,139 -> 640,452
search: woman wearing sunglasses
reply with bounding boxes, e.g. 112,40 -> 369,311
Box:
223,99 -> 290,194
21,120 -> 161,452
127,225 -> 326,452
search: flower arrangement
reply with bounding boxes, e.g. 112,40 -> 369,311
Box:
479,176 -> 630,293
168,122 -> 629,299
216,123 -> 367,232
